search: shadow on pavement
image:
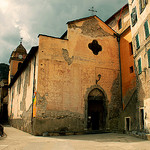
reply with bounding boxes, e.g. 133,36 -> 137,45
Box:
42,132 -> 146,143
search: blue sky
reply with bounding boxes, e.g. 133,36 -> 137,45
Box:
0,0 -> 128,64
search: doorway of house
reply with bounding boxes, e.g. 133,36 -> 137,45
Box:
125,117 -> 130,131
87,88 -> 106,131
140,108 -> 144,130
2,104 -> 8,123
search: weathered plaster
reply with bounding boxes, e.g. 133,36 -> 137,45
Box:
62,48 -> 74,65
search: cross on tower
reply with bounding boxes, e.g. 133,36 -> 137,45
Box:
20,38 -> 23,44
88,7 -> 97,15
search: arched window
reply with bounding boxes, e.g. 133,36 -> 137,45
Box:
118,19 -> 122,30
18,62 -> 22,70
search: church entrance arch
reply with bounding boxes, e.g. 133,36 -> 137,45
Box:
86,87 -> 107,131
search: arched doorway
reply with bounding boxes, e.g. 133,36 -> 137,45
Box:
87,88 -> 107,131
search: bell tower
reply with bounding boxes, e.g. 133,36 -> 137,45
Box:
8,41 -> 27,84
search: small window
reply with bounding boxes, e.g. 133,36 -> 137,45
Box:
138,58 -> 142,74
144,20 -> 149,39
135,34 -> 140,49
148,49 -> 150,67
118,19 -> 122,30
129,42 -> 133,55
139,0 -> 148,14
131,7 -> 137,27
130,66 -> 134,73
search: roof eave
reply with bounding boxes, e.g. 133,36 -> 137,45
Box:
105,3 -> 128,24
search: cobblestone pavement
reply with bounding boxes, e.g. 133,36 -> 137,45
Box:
0,126 -> 150,150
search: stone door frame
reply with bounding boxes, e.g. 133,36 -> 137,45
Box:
84,85 -> 109,131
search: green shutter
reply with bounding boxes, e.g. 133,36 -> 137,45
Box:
144,0 -> 148,5
136,34 -> 140,49
138,58 -> 142,74
148,49 -> 150,67
131,7 -> 137,27
144,21 -> 149,39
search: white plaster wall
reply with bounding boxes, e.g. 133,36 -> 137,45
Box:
128,0 -> 150,37
144,98 -> 150,131
8,51 -> 38,119
128,0 -> 150,133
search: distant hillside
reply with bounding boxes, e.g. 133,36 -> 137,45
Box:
0,63 -> 9,82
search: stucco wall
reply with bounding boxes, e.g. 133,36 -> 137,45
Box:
34,16 -> 122,135
8,60 -> 24,84
8,51 -> 38,133
120,29 -> 136,103
106,6 -> 130,34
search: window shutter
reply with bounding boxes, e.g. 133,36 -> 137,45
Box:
139,0 -> 142,13
142,0 -> 145,9
138,58 -> 142,74
144,0 -> 148,5
136,34 -> 140,49
144,21 -> 149,39
148,49 -> 150,67
131,13 -> 134,25
131,7 -> 137,26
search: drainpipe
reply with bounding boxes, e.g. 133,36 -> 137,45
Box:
31,55 -> 36,133
114,33 -> 123,108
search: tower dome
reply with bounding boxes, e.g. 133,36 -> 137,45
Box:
15,43 -> 27,54
8,42 -> 28,84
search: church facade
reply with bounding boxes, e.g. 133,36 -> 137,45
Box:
8,5 -> 137,135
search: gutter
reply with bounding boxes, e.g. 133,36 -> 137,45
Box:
114,33 -> 123,105
31,55 -> 36,133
